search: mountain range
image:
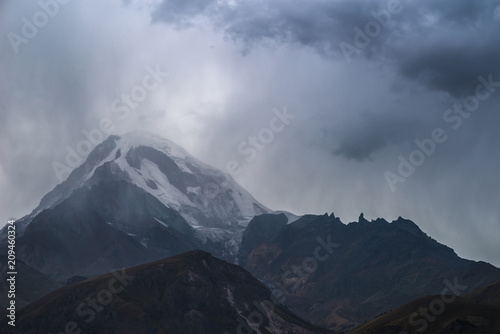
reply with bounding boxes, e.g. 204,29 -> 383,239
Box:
1,131 -> 499,333
240,213 -> 500,331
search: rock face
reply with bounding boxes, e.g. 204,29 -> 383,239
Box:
4,251 -> 334,334
238,213 -> 288,267
239,213 -> 500,332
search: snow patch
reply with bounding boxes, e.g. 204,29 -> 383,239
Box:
154,218 -> 169,229
186,186 -> 201,194
226,287 -> 235,307
176,161 -> 193,174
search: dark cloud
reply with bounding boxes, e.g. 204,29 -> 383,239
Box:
152,0 -> 500,96
329,111 -> 421,161
152,0 -> 390,55
395,40 -> 500,97
151,0 -> 212,28
150,0 -> 500,163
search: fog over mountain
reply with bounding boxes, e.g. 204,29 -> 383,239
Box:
1,0 -> 500,267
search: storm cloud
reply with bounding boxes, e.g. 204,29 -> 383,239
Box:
1,0 -> 499,266
153,0 -> 500,94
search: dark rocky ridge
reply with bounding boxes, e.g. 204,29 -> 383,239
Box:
240,213 -> 500,331
3,251 -> 334,334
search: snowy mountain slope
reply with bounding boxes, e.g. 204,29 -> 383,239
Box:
20,131 -> 269,235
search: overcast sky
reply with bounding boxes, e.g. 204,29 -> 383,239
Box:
1,0 -> 499,266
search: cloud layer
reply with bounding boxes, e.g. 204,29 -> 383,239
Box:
1,0 -> 499,266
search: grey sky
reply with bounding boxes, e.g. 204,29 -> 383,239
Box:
1,0 -> 499,266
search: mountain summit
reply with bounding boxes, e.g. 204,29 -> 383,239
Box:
30,131 -> 269,231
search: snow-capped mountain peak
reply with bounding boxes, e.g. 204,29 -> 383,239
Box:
29,131 -> 269,231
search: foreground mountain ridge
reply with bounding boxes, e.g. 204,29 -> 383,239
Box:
347,281 -> 500,334
2,250 -> 333,334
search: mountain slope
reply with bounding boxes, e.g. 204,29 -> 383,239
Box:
16,180 -> 201,280
240,213 -> 500,331
347,281 -> 500,334
4,251 -> 334,334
